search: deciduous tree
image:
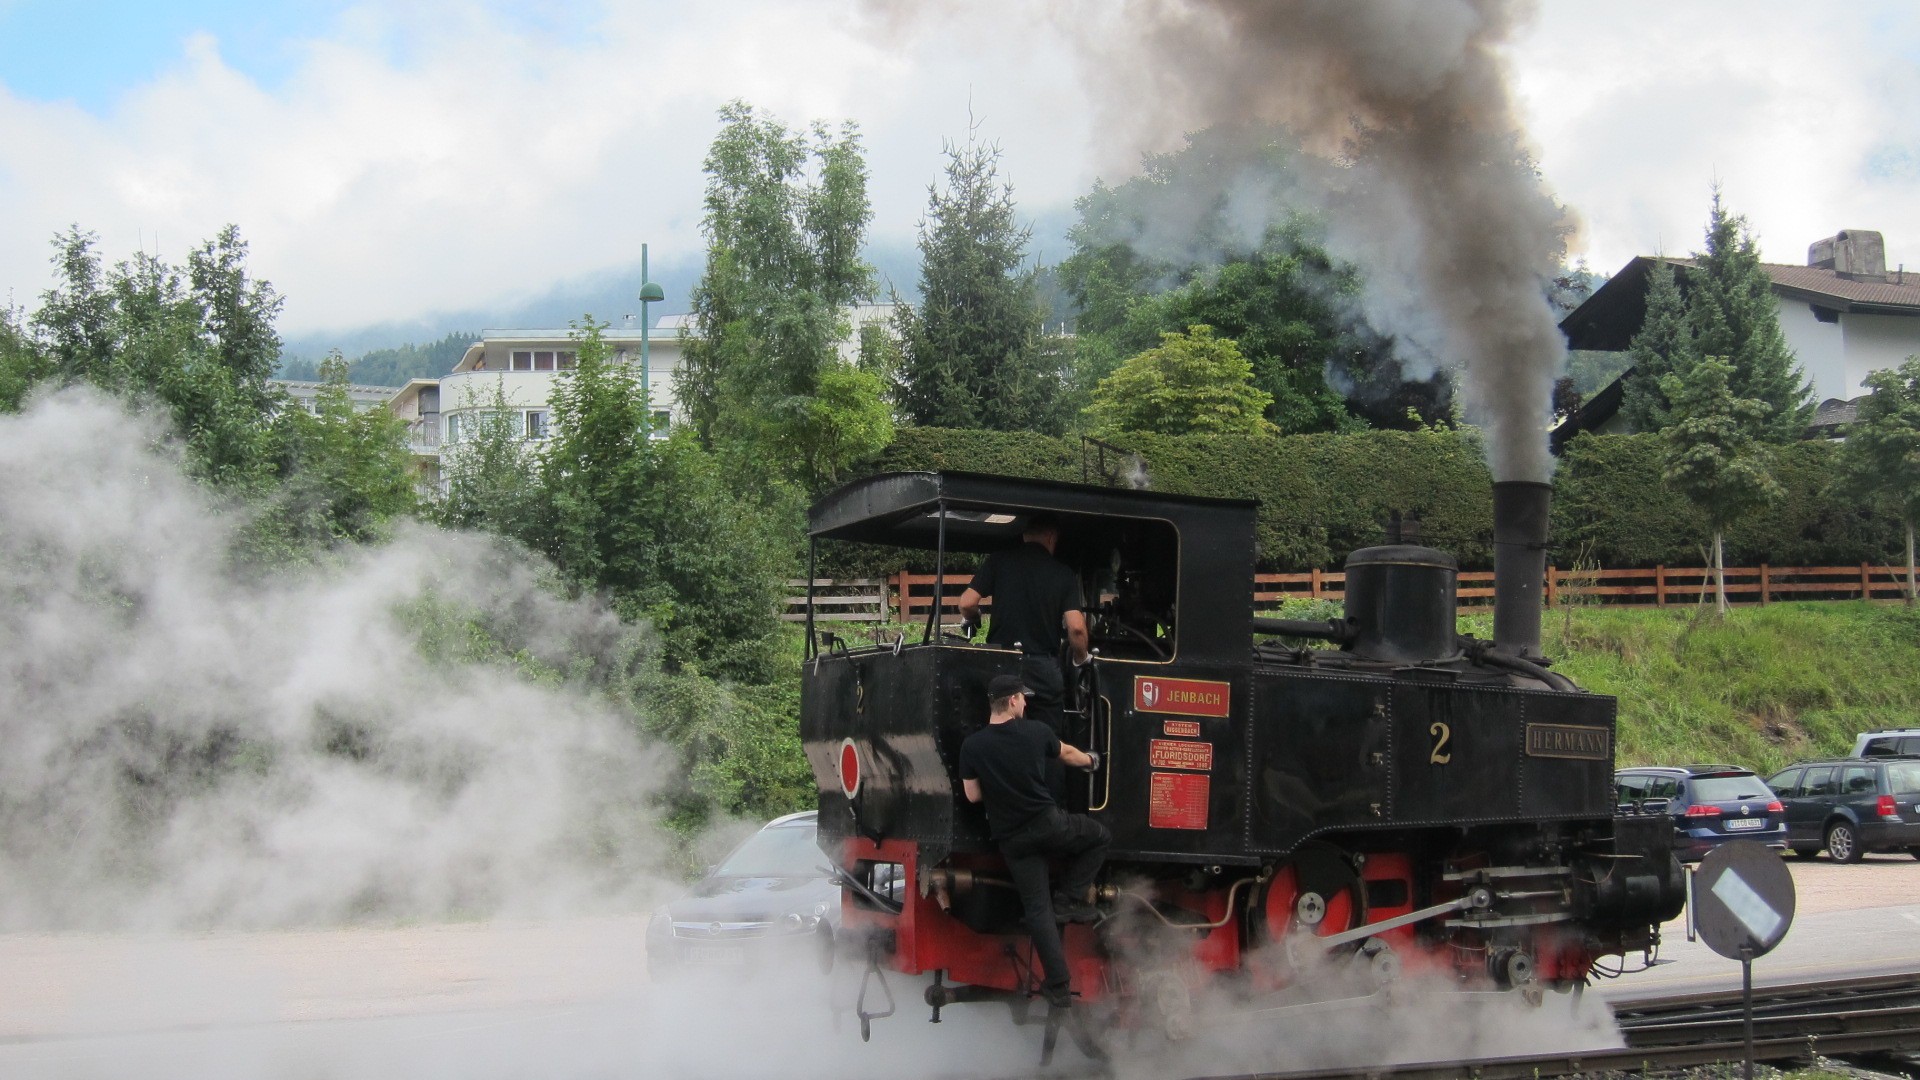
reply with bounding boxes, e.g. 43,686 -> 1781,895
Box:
0,304 -> 51,412
545,320 -> 791,681
1084,325 -> 1274,437
1660,355 -> 1782,614
268,351 -> 416,545
1057,124 -> 1441,433
679,100 -> 879,486
437,376 -> 544,542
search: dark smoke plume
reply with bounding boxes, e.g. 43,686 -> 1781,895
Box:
864,0 -> 1569,477
1077,0 -> 1571,481
1097,0 -> 1572,479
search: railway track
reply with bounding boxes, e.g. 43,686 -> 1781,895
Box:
1183,972 -> 1920,1080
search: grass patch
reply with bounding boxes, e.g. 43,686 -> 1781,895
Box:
1471,602 -> 1920,773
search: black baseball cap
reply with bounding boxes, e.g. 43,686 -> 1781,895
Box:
987,674 -> 1033,699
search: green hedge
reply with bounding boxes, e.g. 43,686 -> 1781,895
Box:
857,427 -> 1902,573
1554,434 -> 1899,569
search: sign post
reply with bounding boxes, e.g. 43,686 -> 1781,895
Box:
1689,841 -> 1796,1080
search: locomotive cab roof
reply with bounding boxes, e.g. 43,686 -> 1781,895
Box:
808,471 -> 1259,663
809,471 -> 1254,548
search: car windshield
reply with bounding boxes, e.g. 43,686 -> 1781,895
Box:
715,823 -> 822,878
1888,763 -> 1920,795
1688,776 -> 1769,802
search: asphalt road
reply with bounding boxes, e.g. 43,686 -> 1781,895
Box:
1,854 -> 1913,1079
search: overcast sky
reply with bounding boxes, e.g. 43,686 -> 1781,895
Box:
3,0 -> 1918,339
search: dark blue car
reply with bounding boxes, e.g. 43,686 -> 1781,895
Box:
1766,758 -> 1920,863
1614,765 -> 1788,861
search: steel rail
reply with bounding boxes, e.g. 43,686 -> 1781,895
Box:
1178,971 -> 1920,1080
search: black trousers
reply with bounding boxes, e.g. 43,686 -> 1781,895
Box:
999,807 -> 1110,995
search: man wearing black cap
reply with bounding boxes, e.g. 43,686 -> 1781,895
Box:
957,514 -> 1089,738
959,673 -> 1109,1009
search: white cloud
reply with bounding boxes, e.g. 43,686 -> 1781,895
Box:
1511,1 -> 1920,273
4,1 -> 1919,335
0,0 -> 1095,334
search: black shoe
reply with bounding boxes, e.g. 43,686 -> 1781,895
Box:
1053,898 -> 1101,924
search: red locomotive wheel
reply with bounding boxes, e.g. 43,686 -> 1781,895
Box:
1254,845 -> 1364,945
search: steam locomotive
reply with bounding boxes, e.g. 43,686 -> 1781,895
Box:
799,471 -> 1683,1048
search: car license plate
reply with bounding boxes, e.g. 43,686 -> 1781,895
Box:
687,944 -> 745,965
1725,818 -> 1765,831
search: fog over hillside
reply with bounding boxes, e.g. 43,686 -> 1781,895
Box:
278,233 -> 1000,378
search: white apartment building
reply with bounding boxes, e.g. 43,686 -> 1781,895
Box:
389,303 -> 899,491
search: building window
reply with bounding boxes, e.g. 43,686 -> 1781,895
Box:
446,413 -> 464,443
648,410 -> 671,439
558,351 -> 576,370
512,351 -> 533,371
534,350 -> 556,371
525,409 -> 548,439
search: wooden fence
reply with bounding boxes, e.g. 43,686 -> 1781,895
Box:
1253,563 -> 1917,608
787,564 -> 1917,622
780,578 -> 888,623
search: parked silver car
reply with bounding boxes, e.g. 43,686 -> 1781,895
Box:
646,811 -> 838,975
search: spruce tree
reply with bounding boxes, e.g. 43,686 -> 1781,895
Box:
1686,192 -> 1813,441
1619,259 -> 1695,431
1839,357 -> 1920,601
894,138 -> 1061,432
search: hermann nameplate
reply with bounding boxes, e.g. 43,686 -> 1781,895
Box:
1525,723 -> 1611,761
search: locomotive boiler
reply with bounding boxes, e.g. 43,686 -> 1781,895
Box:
799,471 -> 1683,1046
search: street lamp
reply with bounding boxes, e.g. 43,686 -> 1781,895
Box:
639,243 -> 666,435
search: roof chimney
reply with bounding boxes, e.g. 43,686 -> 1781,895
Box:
1808,230 -> 1888,281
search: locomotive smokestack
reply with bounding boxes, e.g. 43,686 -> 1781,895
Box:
1491,481 -> 1551,658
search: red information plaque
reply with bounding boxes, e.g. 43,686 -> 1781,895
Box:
1134,676 -> 1231,718
1162,720 -> 1201,738
1148,772 -> 1210,830
1148,738 -> 1214,772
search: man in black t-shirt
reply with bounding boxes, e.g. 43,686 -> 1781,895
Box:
959,674 -> 1109,1010
958,515 -> 1090,736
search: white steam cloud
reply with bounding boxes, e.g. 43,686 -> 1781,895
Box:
0,389 -> 675,931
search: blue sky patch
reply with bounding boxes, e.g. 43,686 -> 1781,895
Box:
0,0 -> 343,110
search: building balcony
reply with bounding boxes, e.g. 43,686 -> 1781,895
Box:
408,414 -> 442,454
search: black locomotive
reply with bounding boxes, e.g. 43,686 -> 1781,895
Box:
799,471 -> 1683,1043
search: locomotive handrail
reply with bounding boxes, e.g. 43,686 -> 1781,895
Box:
1088,689 -> 1115,812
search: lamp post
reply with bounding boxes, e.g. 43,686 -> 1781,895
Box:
638,243 -> 666,435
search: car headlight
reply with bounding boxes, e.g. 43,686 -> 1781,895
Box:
782,905 -> 830,934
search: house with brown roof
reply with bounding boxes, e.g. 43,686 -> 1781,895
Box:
1552,230 -> 1920,449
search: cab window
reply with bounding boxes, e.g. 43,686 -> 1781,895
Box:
1803,766 -> 1837,797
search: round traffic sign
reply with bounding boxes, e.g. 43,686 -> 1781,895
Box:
1692,841 -> 1796,959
